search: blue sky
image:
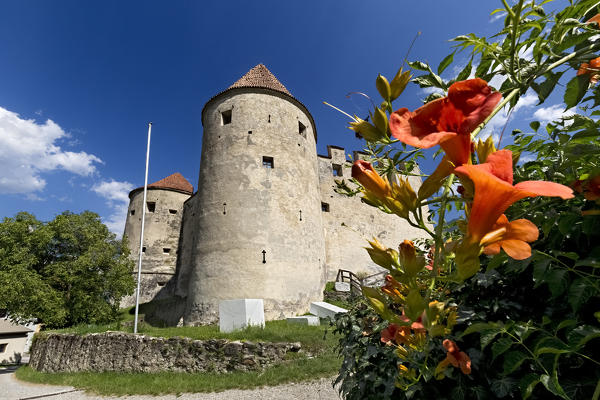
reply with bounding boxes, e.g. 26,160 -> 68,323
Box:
0,1 -> 572,234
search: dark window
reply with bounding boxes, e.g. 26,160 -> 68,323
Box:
268,115 -> 271,123
248,130 -> 252,134
262,156 -> 274,168
147,202 -> 156,212
130,209 -> 135,216
163,248 -> 171,254
321,202 -> 330,212
169,209 -> 177,214
157,281 -> 166,287
221,109 -> 232,125
299,121 -> 306,137
142,247 -> 146,253
332,164 -> 342,177
0,343 -> 7,353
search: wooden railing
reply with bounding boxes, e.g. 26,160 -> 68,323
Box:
335,269 -> 363,294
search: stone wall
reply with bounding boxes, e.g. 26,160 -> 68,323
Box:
29,332 -> 301,373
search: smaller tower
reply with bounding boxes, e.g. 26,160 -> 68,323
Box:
122,172 -> 193,306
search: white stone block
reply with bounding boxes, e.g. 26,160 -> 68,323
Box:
286,316 -> 320,326
219,299 -> 265,333
334,282 -> 351,292
309,301 -> 347,319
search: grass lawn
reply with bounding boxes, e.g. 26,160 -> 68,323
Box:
17,313 -> 342,395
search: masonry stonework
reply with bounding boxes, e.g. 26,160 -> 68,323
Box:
122,64 -> 431,325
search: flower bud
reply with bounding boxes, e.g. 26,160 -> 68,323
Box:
365,238 -> 399,270
349,117 -> 385,142
390,68 -> 412,101
376,74 -> 392,100
372,107 -> 389,135
352,160 -> 391,199
399,240 -> 425,276
391,178 -> 418,213
475,136 -> 496,164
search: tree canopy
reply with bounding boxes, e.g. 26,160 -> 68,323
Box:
0,211 -> 135,328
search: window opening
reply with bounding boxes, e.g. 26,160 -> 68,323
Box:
169,209 -> 177,214
332,164 -> 343,177
298,121 -> 306,137
223,202 -> 227,215
221,109 -> 232,125
321,202 -> 330,212
147,202 -> 156,212
248,130 -> 252,134
130,209 -> 135,216
157,281 -> 166,287
163,248 -> 171,254
262,156 -> 274,168
142,247 -> 146,253
0,343 -> 7,353
268,115 -> 271,123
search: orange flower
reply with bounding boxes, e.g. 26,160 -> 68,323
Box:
455,150 -> 573,252
480,214 -> 539,260
437,339 -> 471,375
389,79 -> 502,167
587,13 -> 600,26
351,160 -> 390,198
577,57 -> 600,84
380,323 -> 412,346
572,175 -> 600,201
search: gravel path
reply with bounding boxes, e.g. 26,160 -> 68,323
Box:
1,367 -> 341,400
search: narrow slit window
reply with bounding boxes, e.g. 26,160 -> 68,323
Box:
332,164 -> 342,177
169,209 -> 177,214
262,156 -> 274,168
268,115 -> 271,123
298,121 -> 306,137
321,202 -> 330,212
142,247 -> 146,253
130,209 -> 135,216
163,248 -> 171,254
147,202 -> 156,212
221,109 -> 232,125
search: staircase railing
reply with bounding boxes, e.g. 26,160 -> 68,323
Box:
335,269 -> 363,294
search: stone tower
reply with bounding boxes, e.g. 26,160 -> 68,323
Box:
182,64 -> 327,324
122,172 -> 193,305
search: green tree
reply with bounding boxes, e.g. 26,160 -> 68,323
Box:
0,211 -> 135,328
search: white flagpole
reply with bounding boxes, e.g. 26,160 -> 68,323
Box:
134,122 -> 152,334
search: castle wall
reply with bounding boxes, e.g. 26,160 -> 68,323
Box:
184,88 -> 326,325
122,188 -> 190,306
317,146 -> 430,281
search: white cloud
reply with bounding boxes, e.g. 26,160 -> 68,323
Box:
490,11 -> 507,22
92,179 -> 135,235
0,106 -> 102,194
419,86 -> 445,96
532,104 -> 575,124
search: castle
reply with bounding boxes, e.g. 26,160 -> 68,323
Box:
123,64 -> 428,325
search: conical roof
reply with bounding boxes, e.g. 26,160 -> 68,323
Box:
130,172 -> 194,197
227,64 -> 292,97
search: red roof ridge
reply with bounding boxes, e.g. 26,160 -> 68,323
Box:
147,172 -> 194,194
228,64 -> 292,97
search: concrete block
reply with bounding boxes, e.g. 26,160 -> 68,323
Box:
286,316 -> 320,326
309,302 -> 347,319
334,282 -> 351,292
219,299 -> 265,333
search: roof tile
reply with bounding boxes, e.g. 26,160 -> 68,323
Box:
147,172 -> 194,194
228,64 -> 292,97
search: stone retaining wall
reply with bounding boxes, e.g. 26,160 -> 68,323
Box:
29,332 -> 301,373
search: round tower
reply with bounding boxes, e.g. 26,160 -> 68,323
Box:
122,172 -> 193,306
184,64 -> 327,324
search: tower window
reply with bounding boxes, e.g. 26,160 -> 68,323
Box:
262,156 -> 274,168
321,202 -> 330,212
221,109 -> 232,125
147,202 -> 156,212
0,343 -> 7,353
268,115 -> 271,123
130,209 -> 135,216
142,247 -> 146,253
332,164 -> 342,177
248,130 -> 252,134
298,121 -> 306,137
163,248 -> 171,254
169,209 -> 177,214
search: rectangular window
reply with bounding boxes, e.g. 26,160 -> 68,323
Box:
130,209 -> 135,216
169,209 -> 177,214
262,156 -> 274,168
332,164 -> 342,177
321,202 -> 330,212
142,247 -> 146,253
0,343 -> 7,353
163,248 -> 171,254
298,121 -> 306,137
147,202 -> 156,212
221,109 -> 232,125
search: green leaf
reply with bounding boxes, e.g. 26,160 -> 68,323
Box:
462,322 -> 499,336
491,337 -> 514,361
545,269 -> 568,298
503,350 -> 529,374
520,373 -> 541,400
407,61 -> 430,71
532,71 -> 565,105
540,374 -> 569,400
534,336 -> 570,356
567,325 -> 600,349
475,57 -> 493,79
491,377 -> 517,398
437,52 -> 455,75
556,319 -> 576,332
529,121 -> 540,132
568,278 -> 595,312
487,252 -> 508,271
456,58 -> 472,81
564,74 -> 590,109
558,214 -> 579,235
481,329 -> 502,350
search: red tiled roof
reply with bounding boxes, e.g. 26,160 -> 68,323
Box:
228,64 -> 292,97
147,172 -> 193,193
